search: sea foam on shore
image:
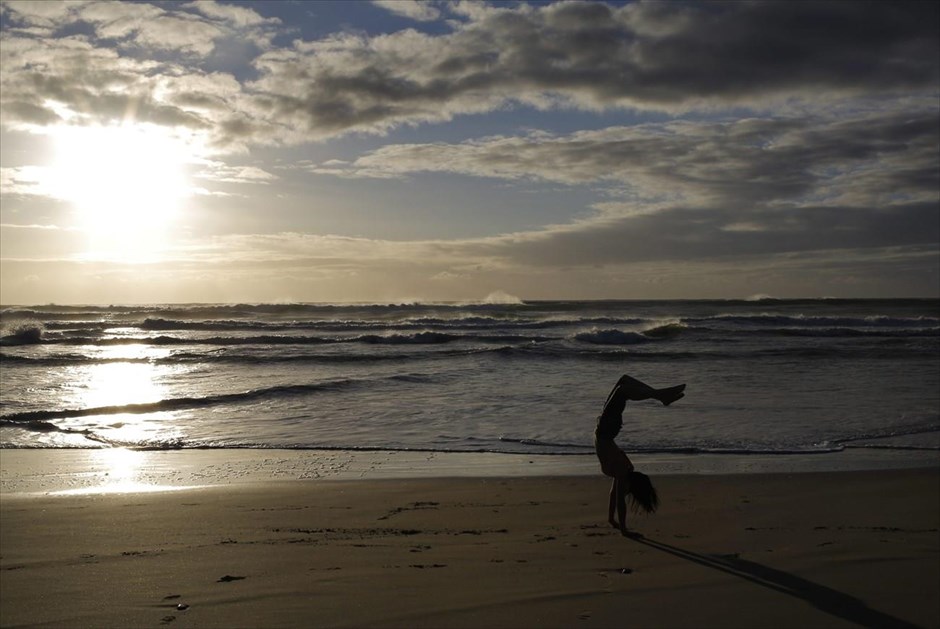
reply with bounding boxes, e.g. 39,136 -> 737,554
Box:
2,447 -> 937,496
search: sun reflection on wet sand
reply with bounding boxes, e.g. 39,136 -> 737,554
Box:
51,449 -> 203,495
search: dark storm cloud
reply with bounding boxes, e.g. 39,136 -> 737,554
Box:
1,1 -> 937,144
615,1 -> 938,100
252,0 -> 939,137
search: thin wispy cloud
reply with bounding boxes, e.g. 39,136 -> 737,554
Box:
313,109 -> 938,202
372,0 -> 443,23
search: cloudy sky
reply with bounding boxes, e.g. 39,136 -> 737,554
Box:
1,0 -> 937,304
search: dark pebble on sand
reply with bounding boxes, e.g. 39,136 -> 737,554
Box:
620,568 -> 633,574
217,575 -> 246,582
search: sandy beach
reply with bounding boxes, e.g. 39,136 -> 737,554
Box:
1,451 -> 937,629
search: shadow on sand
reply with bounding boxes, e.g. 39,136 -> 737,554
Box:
629,534 -> 920,629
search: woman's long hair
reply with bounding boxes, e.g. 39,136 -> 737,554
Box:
627,471 -> 659,514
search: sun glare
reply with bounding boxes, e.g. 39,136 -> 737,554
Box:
50,123 -> 193,261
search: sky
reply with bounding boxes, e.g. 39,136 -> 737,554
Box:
0,0 -> 938,304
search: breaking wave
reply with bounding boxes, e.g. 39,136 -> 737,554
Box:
573,322 -> 685,345
0,372 -> 436,429
0,323 -> 45,346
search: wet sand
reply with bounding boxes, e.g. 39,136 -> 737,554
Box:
1,460 -> 937,628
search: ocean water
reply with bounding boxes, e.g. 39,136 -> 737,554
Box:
1,300 -> 938,462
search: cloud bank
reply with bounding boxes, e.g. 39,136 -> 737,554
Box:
1,0 -> 937,302
2,1 -> 937,144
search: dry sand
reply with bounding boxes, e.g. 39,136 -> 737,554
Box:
1,460 -> 938,628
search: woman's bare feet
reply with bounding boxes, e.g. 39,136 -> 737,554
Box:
657,384 -> 686,406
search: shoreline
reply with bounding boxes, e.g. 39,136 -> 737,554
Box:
2,468 -> 937,628
1,446 -> 937,496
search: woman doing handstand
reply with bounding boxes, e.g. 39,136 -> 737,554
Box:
595,374 -> 685,535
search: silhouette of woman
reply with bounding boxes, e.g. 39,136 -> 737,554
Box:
595,374 -> 685,535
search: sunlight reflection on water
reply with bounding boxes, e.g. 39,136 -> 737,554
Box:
81,363 -> 164,407
60,347 -> 188,446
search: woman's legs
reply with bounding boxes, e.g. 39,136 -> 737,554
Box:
608,478 -> 618,529
616,476 -> 628,533
608,475 -> 630,534
605,374 -> 685,409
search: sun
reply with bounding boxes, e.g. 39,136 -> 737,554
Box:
50,123 -> 193,260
